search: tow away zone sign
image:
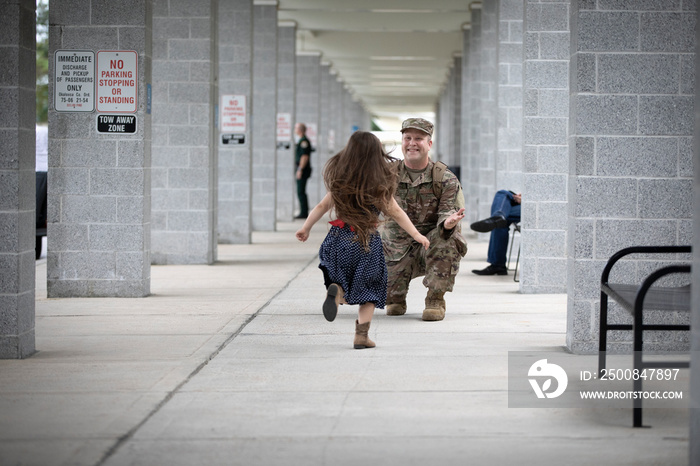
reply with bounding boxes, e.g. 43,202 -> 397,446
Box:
97,114 -> 137,134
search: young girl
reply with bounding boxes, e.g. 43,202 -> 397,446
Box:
296,131 -> 430,349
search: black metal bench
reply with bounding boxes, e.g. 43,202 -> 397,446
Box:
598,245 -> 691,427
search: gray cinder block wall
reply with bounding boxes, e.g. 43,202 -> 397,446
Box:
360,104 -> 371,132
497,0 -> 523,193
251,1 -> 278,231
465,6 -> 482,225
152,0 -> 217,264
345,98 -> 366,138
318,63 -> 332,182
217,0 -> 253,243
461,23 -> 473,220
436,55 -> 460,168
460,24 -> 471,191
0,0 -> 36,358
437,74 -> 448,163
295,52 -> 321,211
567,0 -> 695,353
434,92 -> 443,158
48,0 -> 152,297
451,55 -> 462,171
691,5 -> 700,456
345,97 -> 369,138
477,0 -> 498,221
335,77 -> 347,150
329,74 -> 344,156
436,82 -> 449,163
341,89 -> 355,144
521,0 -> 570,294
276,21 -> 295,222
463,0 -> 523,225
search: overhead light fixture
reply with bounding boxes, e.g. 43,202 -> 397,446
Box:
369,66 -> 418,71
369,56 -> 436,61
368,82 -> 428,87
369,9 -> 435,13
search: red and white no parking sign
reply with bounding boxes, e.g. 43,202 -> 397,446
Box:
96,50 -> 138,113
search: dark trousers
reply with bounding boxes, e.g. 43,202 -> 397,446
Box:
487,190 -> 521,267
296,173 -> 310,216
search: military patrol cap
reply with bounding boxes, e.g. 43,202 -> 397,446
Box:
400,118 -> 434,136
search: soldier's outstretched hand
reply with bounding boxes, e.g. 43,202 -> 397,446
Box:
444,208 -> 465,230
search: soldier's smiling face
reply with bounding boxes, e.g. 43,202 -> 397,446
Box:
401,129 -> 432,169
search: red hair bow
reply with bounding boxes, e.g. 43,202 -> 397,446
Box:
329,219 -> 354,231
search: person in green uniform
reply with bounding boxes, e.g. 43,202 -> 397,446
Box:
294,122 -> 312,219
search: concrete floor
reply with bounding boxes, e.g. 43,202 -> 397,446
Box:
0,221 -> 691,466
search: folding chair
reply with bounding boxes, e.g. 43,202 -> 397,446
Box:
507,223 -> 521,283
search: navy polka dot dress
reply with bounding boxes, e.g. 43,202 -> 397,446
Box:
318,222 -> 387,309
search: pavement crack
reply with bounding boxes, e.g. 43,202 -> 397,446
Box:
94,255 -> 318,466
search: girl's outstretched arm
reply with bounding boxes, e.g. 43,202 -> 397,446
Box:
296,192 -> 333,242
384,198 -> 430,250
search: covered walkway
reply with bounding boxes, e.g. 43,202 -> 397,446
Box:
0,225 -> 688,465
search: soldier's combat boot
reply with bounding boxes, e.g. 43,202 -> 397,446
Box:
422,290 -> 446,321
354,320 -> 376,349
386,299 -> 407,316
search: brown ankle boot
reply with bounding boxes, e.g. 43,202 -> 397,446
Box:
353,320 -> 376,349
422,290 -> 446,321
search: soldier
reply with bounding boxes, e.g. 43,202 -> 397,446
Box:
379,118 -> 467,321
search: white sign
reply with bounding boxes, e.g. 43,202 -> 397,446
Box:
54,50 -> 95,112
306,122 -> 318,148
328,129 -> 336,152
276,113 -> 292,142
96,50 -> 138,113
220,95 -> 247,132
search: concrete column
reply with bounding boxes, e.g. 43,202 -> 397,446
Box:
217,0 -> 252,243
342,88 -> 355,143
251,0 -> 277,231
358,103 -> 367,130
450,54 -> 462,173
152,0 -> 217,264
477,0 -> 498,221
691,6 -> 700,457
317,62 -> 332,197
437,76 -> 451,164
343,94 -> 367,137
276,21 -> 295,222
465,6 -> 482,225
568,1 -> 695,352
336,77 -> 346,149
295,51 -> 321,211
0,0 -> 36,358
48,0 -> 152,297
521,0 -> 569,294
328,74 -> 343,155
436,87 -> 448,162
460,24 -> 472,216
497,0 -> 524,192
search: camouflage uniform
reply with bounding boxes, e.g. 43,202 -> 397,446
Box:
379,159 -> 468,303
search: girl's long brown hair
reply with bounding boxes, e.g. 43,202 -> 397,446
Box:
324,131 -> 397,249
